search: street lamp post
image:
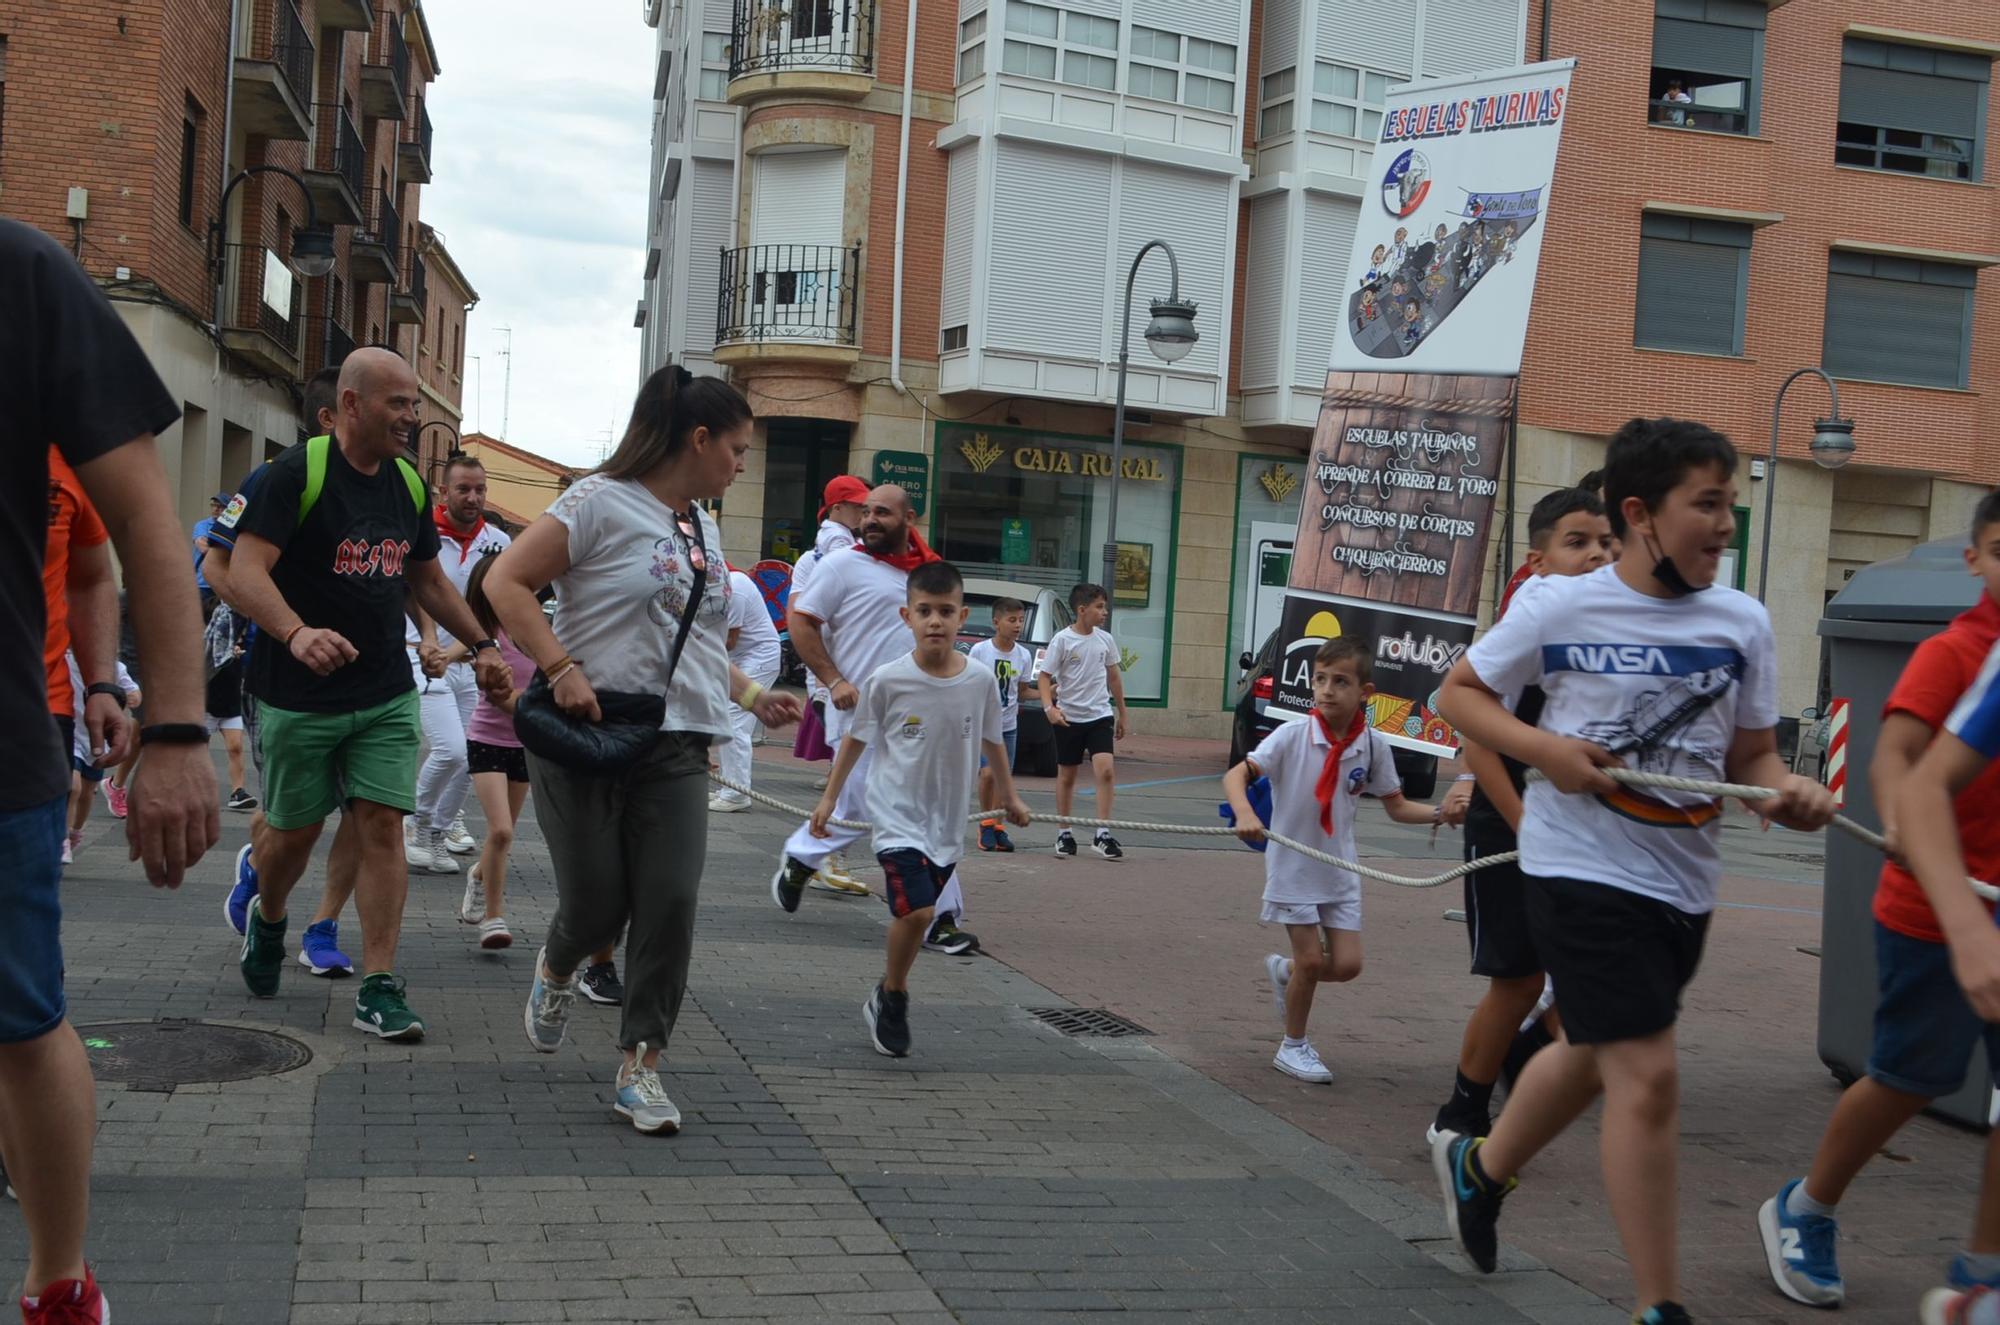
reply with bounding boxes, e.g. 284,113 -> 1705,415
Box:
1102,240 -> 1199,622
1756,367 -> 1857,604
416,419 -> 462,480
209,165 -> 337,331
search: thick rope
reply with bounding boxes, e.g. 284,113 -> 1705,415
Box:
710,768 -> 1999,902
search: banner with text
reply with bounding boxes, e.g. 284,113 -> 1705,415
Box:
1269,593 -> 1474,756
1331,58 -> 1575,377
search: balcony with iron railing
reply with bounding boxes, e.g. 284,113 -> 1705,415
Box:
350,188 -> 400,284
303,104 -> 366,226
398,101 -> 434,184
325,319 -> 356,371
232,0 -> 314,140
390,249 -> 428,326
316,0 -> 373,32
727,0 -> 875,101
220,243 -> 305,377
714,243 -> 860,365
360,18 -> 410,121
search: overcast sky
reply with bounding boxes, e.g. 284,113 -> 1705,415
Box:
420,0 -> 653,468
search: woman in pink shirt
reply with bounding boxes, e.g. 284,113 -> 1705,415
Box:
460,555 -> 535,949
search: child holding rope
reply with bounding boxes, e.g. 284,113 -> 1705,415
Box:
1224,636 -> 1440,1084
1757,490 -> 2000,1322
1434,416 -> 1833,1325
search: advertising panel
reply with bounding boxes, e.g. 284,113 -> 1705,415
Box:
1270,594 -> 1474,756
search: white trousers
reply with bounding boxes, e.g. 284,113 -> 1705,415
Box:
717,664 -> 777,802
413,656 -> 478,831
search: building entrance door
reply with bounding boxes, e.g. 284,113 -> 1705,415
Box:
761,418 -> 852,563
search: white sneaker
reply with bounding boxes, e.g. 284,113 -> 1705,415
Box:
445,816 -> 477,854
1264,954 -> 1290,1022
404,819 -> 431,869
1273,1040 -> 1333,1084
478,916 -> 512,950
614,1044 -> 682,1134
708,794 -> 749,813
424,828 -> 458,875
460,864 -> 484,924
808,852 -> 869,896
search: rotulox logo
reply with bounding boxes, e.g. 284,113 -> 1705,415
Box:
960,434 -> 1004,474
1377,630 -> 1465,673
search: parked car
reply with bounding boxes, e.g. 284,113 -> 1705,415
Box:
958,578 -> 1075,777
1229,627 -> 1438,797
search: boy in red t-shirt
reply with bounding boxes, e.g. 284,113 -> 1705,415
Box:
1756,492 -> 2000,1311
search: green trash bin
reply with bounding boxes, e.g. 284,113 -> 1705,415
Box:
1816,538 -> 1992,1128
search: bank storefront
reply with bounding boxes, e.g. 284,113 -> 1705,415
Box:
931,422 -> 1180,705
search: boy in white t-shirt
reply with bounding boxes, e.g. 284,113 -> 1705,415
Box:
1036,584 -> 1128,859
1223,637 -> 1439,1084
791,561 -> 1029,1058
967,597 -> 1032,855
1433,417 -> 1834,1325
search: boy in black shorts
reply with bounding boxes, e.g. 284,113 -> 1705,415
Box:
1429,486 -> 1613,1141
1433,417 -> 1833,1325
1036,583 -> 1128,859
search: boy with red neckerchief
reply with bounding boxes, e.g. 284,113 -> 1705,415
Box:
1223,636 -> 1441,1084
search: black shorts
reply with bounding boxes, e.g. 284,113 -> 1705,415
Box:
1526,874 -> 1710,1045
1054,715 -> 1115,767
1463,832 -> 1539,980
466,739 -> 529,784
205,663 -> 242,721
878,849 -> 954,919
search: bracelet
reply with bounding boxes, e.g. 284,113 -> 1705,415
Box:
1455,773 -> 1477,782
1432,804 -> 1443,822
546,660 -> 578,686
139,723 -> 209,746
283,623 -> 306,646
542,654 -> 574,676
740,680 -> 765,709
85,681 -> 128,710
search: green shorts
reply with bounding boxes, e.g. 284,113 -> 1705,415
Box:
257,690 -> 421,830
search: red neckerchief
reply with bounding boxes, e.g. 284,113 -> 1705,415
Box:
854,528 -> 943,573
434,504 -> 486,559
1312,707 -> 1370,835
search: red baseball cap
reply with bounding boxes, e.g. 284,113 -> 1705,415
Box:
819,475 -> 871,518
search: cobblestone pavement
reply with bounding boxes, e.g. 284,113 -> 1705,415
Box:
3,740 -> 1642,1325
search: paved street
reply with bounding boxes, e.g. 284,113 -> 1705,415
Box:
1,735 -> 1984,1324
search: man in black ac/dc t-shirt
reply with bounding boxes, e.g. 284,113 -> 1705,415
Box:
217,347 -> 509,1040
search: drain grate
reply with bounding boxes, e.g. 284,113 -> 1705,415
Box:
78,1019 -> 312,1093
1026,1006 -> 1152,1037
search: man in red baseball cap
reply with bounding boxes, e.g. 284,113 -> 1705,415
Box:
785,475 -> 874,894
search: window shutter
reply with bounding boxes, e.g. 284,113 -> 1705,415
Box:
1823,266 -> 1972,388
1635,225 -> 1747,356
1652,17 -> 1755,79
1838,65 -> 1984,138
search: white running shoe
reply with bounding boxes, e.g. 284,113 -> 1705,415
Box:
808,851 -> 869,896
1273,1040 -> 1333,1084
478,916 -> 512,950
445,816 -> 477,854
403,819 -> 431,870
460,864 -> 485,924
708,794 -> 749,813
1263,953 -> 1290,1022
614,1044 -> 682,1134
423,828 -> 458,875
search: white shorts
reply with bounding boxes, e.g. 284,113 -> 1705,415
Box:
206,715 -> 244,733
1261,898 -> 1360,931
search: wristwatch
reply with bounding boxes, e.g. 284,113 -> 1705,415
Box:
84,681 -> 127,710
471,638 -> 500,655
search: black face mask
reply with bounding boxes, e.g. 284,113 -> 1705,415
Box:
1642,531 -> 1708,597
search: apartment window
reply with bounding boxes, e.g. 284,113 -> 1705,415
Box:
1648,0 -> 1765,135
1002,3 -> 1057,80
941,324 -> 968,352
1633,214 -> 1751,356
1259,67 -> 1295,138
1824,251 -> 1976,388
958,13 -> 985,83
1311,62 -> 1390,138
1129,29 -> 1236,112
1062,13 -> 1117,91
178,95 -> 203,229
698,32 -> 729,100
1836,38 -> 1989,181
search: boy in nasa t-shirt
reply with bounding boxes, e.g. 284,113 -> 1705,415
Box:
1431,417 -> 1833,1324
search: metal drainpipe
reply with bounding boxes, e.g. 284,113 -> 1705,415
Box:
214,0 -> 243,335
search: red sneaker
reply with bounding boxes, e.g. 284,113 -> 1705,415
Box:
102,780 -> 127,820
20,1267 -> 108,1324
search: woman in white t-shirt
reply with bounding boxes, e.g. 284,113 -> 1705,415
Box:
485,367 -> 800,1135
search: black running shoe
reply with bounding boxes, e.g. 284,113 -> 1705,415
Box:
771,854 -> 814,913
923,919 -> 979,955
1054,831 -> 1077,858
1431,1131 -> 1513,1273
864,983 -> 911,1057
1633,1304 -> 1694,1325
578,961 -> 624,1006
1092,832 -> 1123,860
1427,1099 -> 1492,1146
227,787 -> 259,811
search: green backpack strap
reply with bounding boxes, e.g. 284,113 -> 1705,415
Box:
296,434 -> 427,526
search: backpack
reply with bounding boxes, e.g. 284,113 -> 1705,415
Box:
296,434 -> 426,527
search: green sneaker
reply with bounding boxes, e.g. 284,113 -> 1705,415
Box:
239,900 -> 287,998
353,973 -> 425,1040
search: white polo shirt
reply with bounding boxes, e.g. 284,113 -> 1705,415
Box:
1247,717 -> 1402,905
404,516 -> 512,651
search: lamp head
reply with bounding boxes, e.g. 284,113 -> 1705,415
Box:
1144,295 -> 1199,364
290,225 -> 337,279
1809,416 -> 1856,471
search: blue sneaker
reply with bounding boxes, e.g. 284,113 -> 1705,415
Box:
1430,1130 -> 1513,1273
1950,1254 -> 2000,1290
298,920 -> 354,977
224,844 -> 258,936
1757,1179 -> 1843,1306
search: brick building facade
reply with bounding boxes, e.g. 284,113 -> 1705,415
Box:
0,0 -> 469,521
